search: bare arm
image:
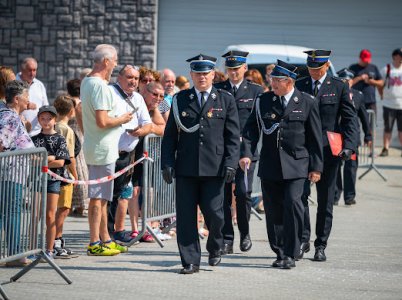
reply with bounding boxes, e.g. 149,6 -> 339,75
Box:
68,157 -> 78,180
149,108 -> 166,136
48,156 -> 65,168
75,102 -> 84,134
95,110 -> 132,129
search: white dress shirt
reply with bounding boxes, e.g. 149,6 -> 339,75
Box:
109,84 -> 152,152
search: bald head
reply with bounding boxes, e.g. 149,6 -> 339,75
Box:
161,68 -> 176,96
20,57 -> 38,84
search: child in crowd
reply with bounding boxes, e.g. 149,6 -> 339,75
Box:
54,95 -> 79,258
31,106 -> 71,259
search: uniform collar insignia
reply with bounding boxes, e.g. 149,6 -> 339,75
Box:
211,93 -> 216,99
305,81 -> 309,85
327,81 -> 331,84
189,93 -> 194,99
244,85 -> 247,89
294,96 -> 299,103
273,96 -> 277,101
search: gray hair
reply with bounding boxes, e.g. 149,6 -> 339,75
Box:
5,80 -> 29,104
20,57 -> 38,70
146,81 -> 164,93
92,44 -> 117,63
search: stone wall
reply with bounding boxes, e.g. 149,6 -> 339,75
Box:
0,0 -> 157,100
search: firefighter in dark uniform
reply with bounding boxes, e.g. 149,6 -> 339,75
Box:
214,50 -> 264,254
161,54 -> 240,274
334,68 -> 372,205
295,50 -> 359,262
240,60 -> 323,269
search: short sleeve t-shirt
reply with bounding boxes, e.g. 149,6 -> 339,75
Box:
31,132 -> 71,180
349,63 -> 382,104
380,64 -> 402,110
56,121 -> 75,158
80,76 -> 122,165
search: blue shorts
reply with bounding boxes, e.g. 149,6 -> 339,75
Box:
47,180 -> 61,194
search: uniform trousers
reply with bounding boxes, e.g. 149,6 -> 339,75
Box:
222,162 -> 256,244
301,147 -> 341,249
175,176 -> 225,267
261,178 -> 305,259
335,155 -> 359,203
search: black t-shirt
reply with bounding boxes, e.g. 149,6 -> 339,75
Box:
32,132 -> 71,181
349,63 -> 382,104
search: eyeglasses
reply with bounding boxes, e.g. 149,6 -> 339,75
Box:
151,91 -> 164,99
119,64 -> 139,75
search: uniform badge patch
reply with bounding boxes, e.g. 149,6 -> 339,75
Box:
211,93 -> 216,99
189,93 -> 194,99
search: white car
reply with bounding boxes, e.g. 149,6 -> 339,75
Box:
218,44 -> 337,78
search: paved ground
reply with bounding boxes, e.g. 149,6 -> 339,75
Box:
1,147 -> 402,300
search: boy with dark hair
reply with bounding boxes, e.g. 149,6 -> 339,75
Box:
32,106 -> 71,259
54,95 -> 79,258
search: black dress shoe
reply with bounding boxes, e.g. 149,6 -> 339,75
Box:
208,253 -> 222,266
282,256 -> 296,269
240,234 -> 252,252
345,198 -> 356,205
272,258 -> 284,268
296,242 -> 310,260
313,248 -> 327,262
179,264 -> 199,274
222,243 -> 233,255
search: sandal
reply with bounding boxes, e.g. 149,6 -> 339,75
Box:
140,232 -> 155,243
130,230 -> 139,238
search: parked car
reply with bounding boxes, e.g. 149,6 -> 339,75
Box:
218,44 -> 337,79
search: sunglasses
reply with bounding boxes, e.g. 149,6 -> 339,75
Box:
119,64 -> 139,75
151,92 -> 164,99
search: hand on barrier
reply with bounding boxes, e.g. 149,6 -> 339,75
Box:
339,148 -> 353,161
224,167 -> 236,183
162,167 -> 175,184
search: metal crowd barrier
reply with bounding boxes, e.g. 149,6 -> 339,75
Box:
126,134 -> 263,249
0,148 -> 71,300
358,109 -> 387,181
125,134 -> 176,248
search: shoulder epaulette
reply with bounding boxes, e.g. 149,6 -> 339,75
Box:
217,88 -> 232,95
301,91 -> 315,99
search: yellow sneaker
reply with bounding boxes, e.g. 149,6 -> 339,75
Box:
87,243 -> 120,256
104,241 -> 128,253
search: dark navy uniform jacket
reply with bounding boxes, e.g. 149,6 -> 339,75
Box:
241,89 -> 323,181
214,79 -> 264,161
161,86 -> 240,177
296,75 -> 359,152
350,88 -> 372,145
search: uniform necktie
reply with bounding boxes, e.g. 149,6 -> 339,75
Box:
232,85 -> 237,97
199,91 -> 206,108
313,80 -> 320,96
281,96 -> 287,110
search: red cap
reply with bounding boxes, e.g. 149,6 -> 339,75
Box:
359,49 -> 372,63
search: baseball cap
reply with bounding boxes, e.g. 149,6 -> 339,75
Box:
38,105 -> 57,117
359,49 -> 372,63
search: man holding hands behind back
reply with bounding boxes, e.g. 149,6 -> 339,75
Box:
161,54 -> 240,274
240,60 -> 323,269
